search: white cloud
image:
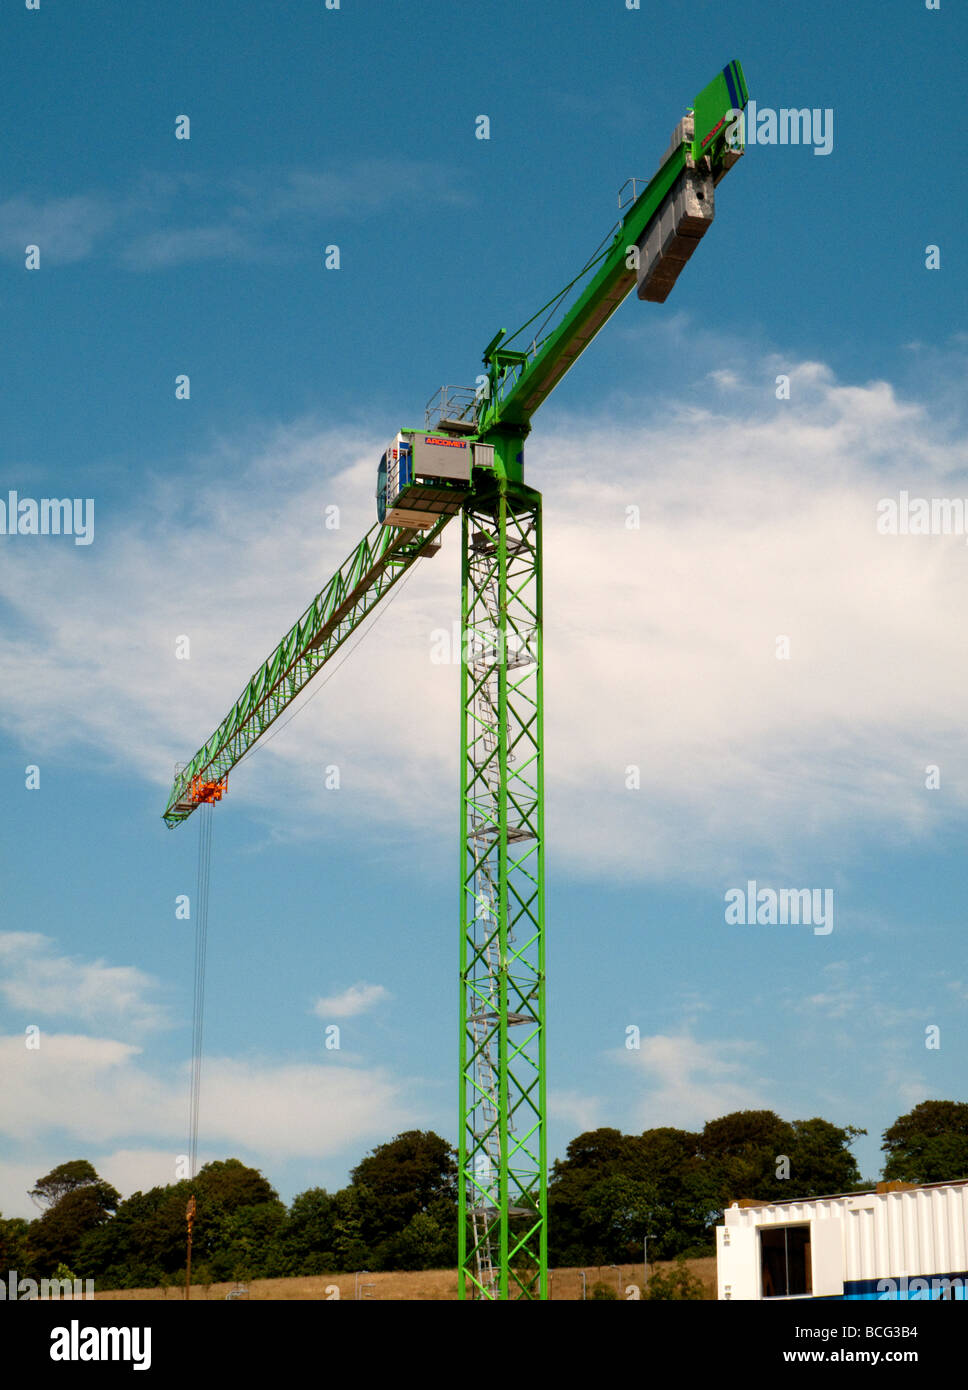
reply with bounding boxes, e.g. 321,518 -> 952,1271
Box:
121,224 -> 260,269
548,1089 -> 602,1134
0,933 -> 168,1033
313,983 -> 391,1019
200,1056 -> 407,1156
797,959 -> 928,1032
0,1033 -> 161,1144
615,1031 -> 767,1130
1,160 -> 473,268
0,1159 -> 50,1221
0,1031 -> 413,1215
0,194 -> 117,263
2,348 -> 968,887
881,1068 -> 932,1109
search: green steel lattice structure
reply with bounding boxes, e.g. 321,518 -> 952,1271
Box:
459,479 -> 546,1299
163,60 -> 748,1302
162,517 -> 449,826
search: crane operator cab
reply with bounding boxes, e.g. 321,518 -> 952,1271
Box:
377,429 -> 491,529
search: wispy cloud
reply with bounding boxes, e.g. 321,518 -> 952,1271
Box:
122,223 -> 260,269
0,933 -> 168,1033
2,341 -> 968,884
0,159 -> 473,269
797,959 -> 927,1029
548,1088 -> 602,1134
615,1030 -> 768,1130
223,161 -> 474,219
0,194 -> 118,264
313,982 -> 391,1019
0,1030 -> 414,1215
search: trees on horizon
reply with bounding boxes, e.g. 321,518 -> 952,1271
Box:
2,1101 -> 965,1288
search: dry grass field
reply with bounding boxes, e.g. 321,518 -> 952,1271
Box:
93,1256 -> 717,1301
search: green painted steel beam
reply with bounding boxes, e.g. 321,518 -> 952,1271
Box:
459,479 -> 546,1299
161,62 -> 748,1315
476,61 -> 748,434
162,516 -> 450,827
476,155 -> 684,434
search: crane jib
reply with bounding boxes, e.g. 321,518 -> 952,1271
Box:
481,60 -> 748,432
164,60 -> 749,829
162,515 -> 452,826
483,150 -> 685,429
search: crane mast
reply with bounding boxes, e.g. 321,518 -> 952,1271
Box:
163,61 -> 749,1300
459,478 -> 544,1298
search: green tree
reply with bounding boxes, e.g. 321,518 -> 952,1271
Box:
391,1211 -> 450,1270
79,1183 -> 188,1287
349,1131 -> 457,1268
549,1128 -> 643,1264
194,1158 -> 278,1210
329,1186 -> 370,1272
75,1158 -> 284,1289
589,1280 -> 618,1300
31,1185 -> 119,1276
30,1160 -> 118,1211
27,1162 -> 120,1277
266,1188 -> 337,1277
550,1113 -> 864,1266
700,1110 -> 797,1205
549,1126 -> 713,1263
0,1214 -> 33,1277
882,1101 -> 968,1183
644,1256 -> 706,1300
579,1175 -> 660,1264
209,1200 -> 286,1283
788,1118 -> 865,1196
558,1128 -> 630,1173
631,1128 -> 721,1257
701,1110 -> 864,1208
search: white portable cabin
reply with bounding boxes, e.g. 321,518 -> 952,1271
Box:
716,1179 -> 968,1301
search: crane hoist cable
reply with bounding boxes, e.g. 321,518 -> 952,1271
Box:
182,544 -> 422,1181
183,557 -> 420,1173
189,801 -> 213,1181
500,229 -> 615,357
232,547 -> 423,773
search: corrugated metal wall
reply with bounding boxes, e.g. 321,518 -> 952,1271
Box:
717,1181 -> 968,1299
841,1184 -> 968,1281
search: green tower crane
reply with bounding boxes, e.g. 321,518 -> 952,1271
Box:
163,61 -> 749,1301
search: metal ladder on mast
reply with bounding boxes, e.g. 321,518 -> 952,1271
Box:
466,515 -> 539,1298
468,527 -> 505,1299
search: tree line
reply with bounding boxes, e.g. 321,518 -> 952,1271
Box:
1,1100 -> 965,1289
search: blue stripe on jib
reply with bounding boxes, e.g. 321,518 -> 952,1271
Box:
723,64 -> 739,112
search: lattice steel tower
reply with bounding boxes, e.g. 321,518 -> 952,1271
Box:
162,62 -> 749,1302
459,474 -> 546,1298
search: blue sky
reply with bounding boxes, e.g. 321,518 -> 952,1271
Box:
1,0 -> 967,1219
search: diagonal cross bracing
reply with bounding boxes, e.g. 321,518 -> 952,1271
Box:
458,480 -> 547,1300
162,517 -> 450,826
